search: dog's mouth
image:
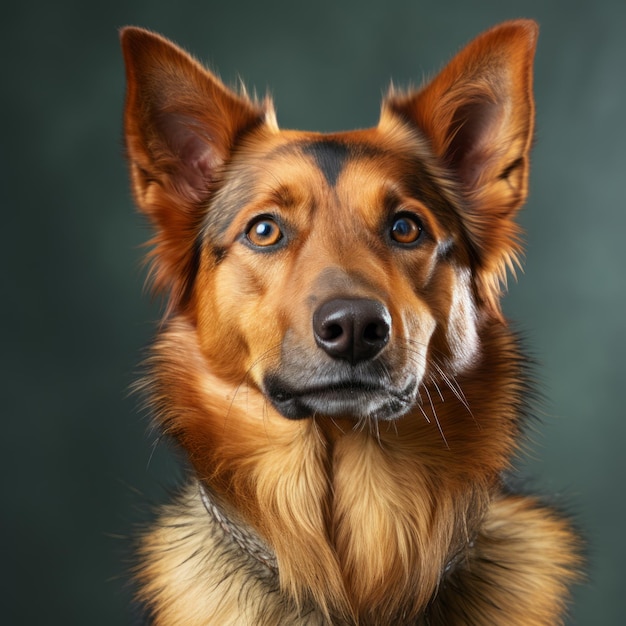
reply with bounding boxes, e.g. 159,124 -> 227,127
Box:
263,373 -> 418,421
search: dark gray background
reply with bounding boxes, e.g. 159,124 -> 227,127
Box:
2,1 -> 624,624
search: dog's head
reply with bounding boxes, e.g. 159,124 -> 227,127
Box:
121,21 -> 537,424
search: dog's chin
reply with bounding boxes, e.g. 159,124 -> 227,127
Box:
263,375 -> 419,422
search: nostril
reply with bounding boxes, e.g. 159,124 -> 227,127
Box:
323,323 -> 344,340
363,320 -> 388,342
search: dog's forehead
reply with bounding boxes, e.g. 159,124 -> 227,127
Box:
204,126 -> 459,241
234,138 -> 434,219
271,138 -> 390,188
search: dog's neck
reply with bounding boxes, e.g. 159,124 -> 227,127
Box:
198,471 -> 475,617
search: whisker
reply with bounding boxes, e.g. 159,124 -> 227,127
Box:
328,415 -> 346,435
389,419 -> 399,437
431,362 -> 467,406
416,402 -> 431,425
430,376 -> 445,403
400,337 -> 477,426
416,387 -> 430,423
431,361 -> 479,428
423,383 -> 449,449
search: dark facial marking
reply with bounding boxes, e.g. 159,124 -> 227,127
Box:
301,140 -> 352,187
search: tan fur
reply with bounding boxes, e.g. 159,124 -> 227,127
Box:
121,20 -> 581,625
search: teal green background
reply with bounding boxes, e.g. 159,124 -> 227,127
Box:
2,1 -> 624,624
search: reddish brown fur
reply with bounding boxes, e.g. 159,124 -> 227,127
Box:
121,20 -> 581,625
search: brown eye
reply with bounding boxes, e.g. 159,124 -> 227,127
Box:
245,217 -> 283,247
390,214 -> 422,245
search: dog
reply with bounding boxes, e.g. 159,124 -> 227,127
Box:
121,19 -> 580,625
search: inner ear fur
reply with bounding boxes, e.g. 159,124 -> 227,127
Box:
120,27 -> 272,309
384,20 -> 538,315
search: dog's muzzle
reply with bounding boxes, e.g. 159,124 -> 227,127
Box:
264,297 -> 419,421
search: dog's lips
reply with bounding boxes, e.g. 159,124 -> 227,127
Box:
263,375 -> 418,421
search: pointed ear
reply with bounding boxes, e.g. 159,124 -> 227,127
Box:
120,27 -> 272,308
384,20 -> 538,313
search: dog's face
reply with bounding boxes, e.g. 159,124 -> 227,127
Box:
121,22 -> 536,425
194,128 -> 478,422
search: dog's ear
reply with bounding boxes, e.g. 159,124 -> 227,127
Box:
120,27 -> 272,309
384,20 -> 538,314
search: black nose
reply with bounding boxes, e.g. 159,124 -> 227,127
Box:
312,298 -> 391,364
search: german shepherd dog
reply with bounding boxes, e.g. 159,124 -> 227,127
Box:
121,20 -> 580,625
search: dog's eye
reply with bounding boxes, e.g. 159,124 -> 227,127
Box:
245,217 -> 283,247
390,214 -> 422,245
